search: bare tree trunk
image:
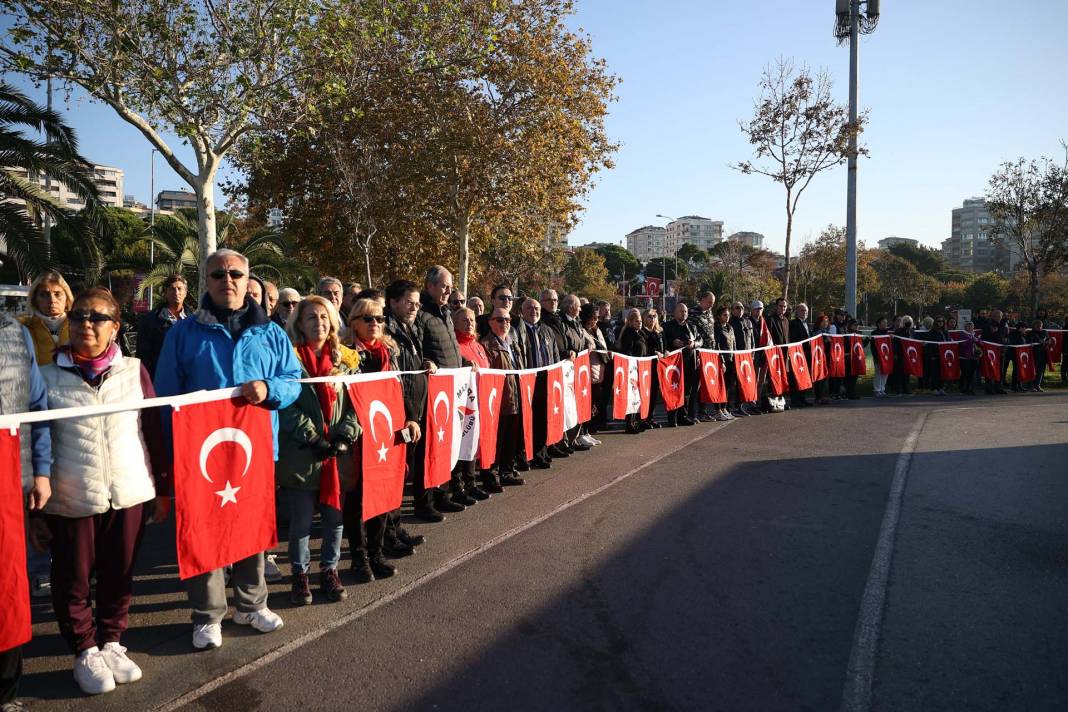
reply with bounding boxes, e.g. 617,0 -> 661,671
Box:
457,213 -> 471,295
1029,264 -> 1040,316
193,170 -> 219,297
364,245 -> 373,289
782,198 -> 793,300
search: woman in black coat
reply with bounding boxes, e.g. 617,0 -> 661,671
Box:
616,308 -> 647,434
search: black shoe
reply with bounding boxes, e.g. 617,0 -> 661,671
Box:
436,496 -> 466,513
500,473 -> 526,486
571,441 -> 591,451
625,422 -> 642,434
466,484 -> 490,501
645,419 -> 661,429
413,506 -> 445,523
481,477 -> 504,494
666,418 -> 678,428
319,568 -> 348,602
396,528 -> 425,548
515,460 -> 531,472
382,538 -> 415,558
678,415 -> 696,426
532,458 -> 552,469
450,489 -> 477,507
369,554 -> 396,579
548,445 -> 570,458
290,572 -> 312,606
349,554 -> 374,584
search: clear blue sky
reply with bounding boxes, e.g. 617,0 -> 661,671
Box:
6,0 -> 1067,256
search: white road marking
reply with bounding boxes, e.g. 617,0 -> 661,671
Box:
839,412 -> 928,712
154,422 -> 730,711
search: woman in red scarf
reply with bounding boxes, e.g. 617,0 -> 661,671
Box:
450,307 -> 491,505
277,296 -> 359,606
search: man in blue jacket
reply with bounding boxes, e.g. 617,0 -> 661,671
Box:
154,249 -> 300,651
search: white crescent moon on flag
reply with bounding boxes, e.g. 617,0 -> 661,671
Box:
368,399 -> 394,443
879,342 -> 890,359
665,365 -> 680,387
578,364 -> 590,388
703,359 -> 716,385
552,380 -> 563,404
1020,352 -> 1030,369
792,351 -> 806,373
489,387 -> 498,415
740,359 -> 753,382
614,365 -> 625,386
906,345 -> 918,363
526,384 -> 533,405
987,349 -> 996,366
945,349 -> 955,365
833,343 -> 843,362
770,351 -> 781,371
199,427 -> 253,484
852,342 -> 864,359
433,391 -> 450,423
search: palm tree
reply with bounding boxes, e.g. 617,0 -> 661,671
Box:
0,82 -> 100,276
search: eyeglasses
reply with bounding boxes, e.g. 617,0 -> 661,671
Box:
495,295 -> 515,301
490,316 -> 509,323
69,310 -> 116,325
279,301 -> 299,308
209,269 -> 245,281
357,315 -> 385,324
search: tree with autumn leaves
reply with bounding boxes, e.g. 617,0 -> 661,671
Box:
232,0 -> 618,293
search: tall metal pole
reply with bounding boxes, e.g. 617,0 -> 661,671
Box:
148,149 -> 156,310
844,0 -> 860,317
42,70 -> 53,251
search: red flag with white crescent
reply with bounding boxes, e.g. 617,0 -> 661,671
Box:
901,338 -> 925,378
699,351 -> 726,403
734,351 -> 758,402
873,335 -> 894,374
828,335 -> 846,378
787,343 -> 812,390
348,378 -> 407,521
0,428 -> 31,651
612,354 -> 631,417
765,345 -> 789,396
546,363 -> 566,446
1047,331 -> 1063,371
518,371 -> 537,461
477,371 -> 505,469
810,338 -> 828,382
657,351 -> 686,412
425,372 -> 458,488
573,352 -> 593,423
980,343 -> 1002,382
849,335 -> 867,376
1015,345 -> 1036,383
172,397 -> 277,579
939,343 -> 960,381
637,359 -> 653,419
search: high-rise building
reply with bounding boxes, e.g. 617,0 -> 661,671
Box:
156,189 -> 198,213
625,225 -> 667,263
666,215 -> 723,254
4,163 -> 124,210
877,236 -> 918,250
941,198 -> 1014,273
727,231 -> 765,249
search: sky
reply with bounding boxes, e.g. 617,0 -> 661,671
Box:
5,0 -> 1067,256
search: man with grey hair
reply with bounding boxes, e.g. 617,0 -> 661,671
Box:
788,301 -> 814,408
271,287 -> 301,328
155,248 -> 301,651
467,296 -> 485,316
316,276 -> 343,312
512,296 -> 560,468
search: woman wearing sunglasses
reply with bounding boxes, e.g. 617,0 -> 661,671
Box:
276,296 -> 359,606
36,288 -> 169,695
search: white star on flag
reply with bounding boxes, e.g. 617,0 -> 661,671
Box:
376,443 -> 389,463
553,405 -> 560,415
437,427 -> 445,442
215,480 -> 241,507
581,388 -> 588,397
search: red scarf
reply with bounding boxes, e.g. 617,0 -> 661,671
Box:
297,344 -> 341,510
358,337 -> 391,372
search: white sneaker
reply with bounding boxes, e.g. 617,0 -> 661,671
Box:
100,642 -> 142,684
192,623 -> 222,650
30,575 -> 51,598
73,647 -> 115,695
588,436 -> 603,446
264,554 -> 283,583
233,608 -> 284,633
579,434 -> 597,447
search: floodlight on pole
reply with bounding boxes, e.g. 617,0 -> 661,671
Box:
835,0 -> 879,319
656,214 -> 677,314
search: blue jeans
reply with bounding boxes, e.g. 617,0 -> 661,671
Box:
283,488 -> 342,574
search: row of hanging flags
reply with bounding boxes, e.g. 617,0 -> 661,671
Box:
1,329 -> 1065,649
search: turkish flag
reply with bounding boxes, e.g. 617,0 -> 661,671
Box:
699,351 -> 726,403
637,359 -> 653,419
849,335 -> 867,376
873,335 -> 894,374
518,371 -> 537,461
425,372 -> 459,488
1015,345 -> 1036,383
573,352 -> 593,423
1047,331 -> 1064,371
734,352 -> 758,402
949,330 -> 966,341
828,335 -> 846,378
810,338 -> 828,382
901,338 -> 924,378
477,371 -> 505,469
765,345 -> 789,396
939,343 -> 961,381
980,343 -> 1002,382
546,364 -> 566,446
348,377 -> 407,521
172,397 -> 276,580
787,344 -> 812,390
612,354 -> 631,416
0,429 -> 31,651
657,351 -> 686,412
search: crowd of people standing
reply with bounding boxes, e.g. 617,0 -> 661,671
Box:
1,253 -> 1064,707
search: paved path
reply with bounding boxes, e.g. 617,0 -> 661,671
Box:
20,392 -> 1068,711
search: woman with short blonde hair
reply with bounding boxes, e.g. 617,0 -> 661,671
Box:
21,270 -> 75,365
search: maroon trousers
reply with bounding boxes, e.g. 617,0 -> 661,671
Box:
46,504 -> 145,654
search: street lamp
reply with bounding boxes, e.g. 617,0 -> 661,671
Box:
656,213 -> 677,314
835,0 -> 879,318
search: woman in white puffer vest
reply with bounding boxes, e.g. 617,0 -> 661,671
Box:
34,287 -> 170,697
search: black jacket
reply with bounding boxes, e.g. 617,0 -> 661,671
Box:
765,313 -> 789,345
417,292 -> 462,368
513,318 -> 560,368
135,304 -> 189,376
687,306 -> 716,350
788,318 -> 811,344
641,328 -> 664,356
385,313 -> 427,422
713,320 -> 736,364
618,326 -> 647,358
730,315 -> 754,350
540,310 -> 585,358
663,318 -> 699,350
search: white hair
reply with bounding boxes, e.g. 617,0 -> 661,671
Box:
206,248 -> 249,270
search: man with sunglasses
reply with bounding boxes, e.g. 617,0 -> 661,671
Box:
271,288 -> 301,328
154,249 -> 301,652
135,274 -> 189,378
477,285 -> 516,338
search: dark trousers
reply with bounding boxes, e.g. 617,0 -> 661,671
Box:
46,504 -> 145,654
960,359 -> 976,393
531,372 -> 550,463
0,646 -> 20,704
407,428 -> 434,511
844,375 -> 858,398
451,460 -> 476,493
814,377 -> 829,401
828,377 -> 842,397
495,413 -> 519,477
646,371 -> 660,422
590,382 -> 610,432
342,489 -> 387,559
892,366 -> 910,394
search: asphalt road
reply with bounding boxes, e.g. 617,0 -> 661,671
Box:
19,391 -> 1068,711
